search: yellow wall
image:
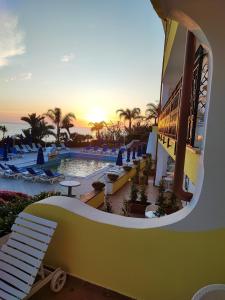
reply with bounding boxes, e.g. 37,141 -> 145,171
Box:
109,160 -> 146,195
25,203 -> 225,300
86,190 -> 105,208
158,138 -> 200,184
163,20 -> 178,76
111,168 -> 136,194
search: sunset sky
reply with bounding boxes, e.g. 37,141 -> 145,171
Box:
0,0 -> 164,127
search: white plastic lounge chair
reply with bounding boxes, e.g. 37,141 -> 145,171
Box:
0,212 -> 67,299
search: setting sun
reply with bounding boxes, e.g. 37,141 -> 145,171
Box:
86,107 -> 108,123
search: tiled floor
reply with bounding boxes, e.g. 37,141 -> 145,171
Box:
102,177 -> 159,216
30,276 -> 133,300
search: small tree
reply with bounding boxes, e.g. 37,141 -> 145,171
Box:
129,179 -> 138,202
104,195 -> 113,213
139,185 -> 148,204
122,198 -> 129,216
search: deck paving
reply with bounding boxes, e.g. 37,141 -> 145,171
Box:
102,178 -> 159,216
30,276 -> 133,300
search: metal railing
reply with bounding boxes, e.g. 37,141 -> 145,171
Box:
158,46 -> 208,148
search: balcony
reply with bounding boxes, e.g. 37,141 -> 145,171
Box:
158,46 -> 208,149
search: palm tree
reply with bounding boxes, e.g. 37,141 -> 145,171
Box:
89,121 -> 105,139
145,102 -> 160,125
61,113 -> 76,137
21,116 -> 55,142
38,120 -> 56,141
45,108 -> 76,143
116,108 -> 141,132
0,125 -> 7,139
21,113 -> 44,141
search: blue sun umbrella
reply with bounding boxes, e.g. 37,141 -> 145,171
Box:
28,132 -> 32,147
36,147 -> 45,165
142,143 -> 147,155
137,145 -> 142,157
132,148 -> 136,160
126,148 -> 131,162
3,143 -> 8,161
116,149 -> 123,166
6,136 -> 11,153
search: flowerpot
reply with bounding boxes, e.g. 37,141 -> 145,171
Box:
123,166 -> 132,172
128,201 -> 149,215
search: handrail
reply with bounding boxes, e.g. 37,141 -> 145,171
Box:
158,45 -> 207,147
173,31 -> 196,201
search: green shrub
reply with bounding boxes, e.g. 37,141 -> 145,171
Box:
0,190 -> 61,237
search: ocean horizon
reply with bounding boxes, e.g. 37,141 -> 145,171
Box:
0,122 -> 92,142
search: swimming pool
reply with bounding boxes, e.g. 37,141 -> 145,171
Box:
52,157 -> 110,177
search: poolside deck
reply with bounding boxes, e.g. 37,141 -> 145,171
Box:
0,148 -> 115,197
30,276 -> 132,300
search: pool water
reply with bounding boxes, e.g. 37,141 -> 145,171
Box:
52,157 -> 110,177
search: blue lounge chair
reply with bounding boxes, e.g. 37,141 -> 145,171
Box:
0,163 -> 9,171
25,167 -> 44,181
60,143 -> 68,150
7,165 -> 28,177
39,169 -> 64,184
111,148 -> 117,155
32,143 -> 39,151
25,144 -> 37,152
0,163 -> 10,177
14,145 -> 24,154
21,144 -> 30,153
0,164 -> 22,178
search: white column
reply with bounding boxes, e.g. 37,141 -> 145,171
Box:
154,143 -> 169,186
146,126 -> 158,160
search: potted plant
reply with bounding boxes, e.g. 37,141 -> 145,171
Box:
123,165 -> 132,172
127,180 -> 150,215
130,180 -> 137,201
103,195 -> 113,213
133,159 -> 139,165
92,181 -> 105,191
154,206 -> 166,217
107,173 -> 119,182
139,186 -> 148,204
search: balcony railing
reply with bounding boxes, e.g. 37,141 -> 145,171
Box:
158,46 -> 208,148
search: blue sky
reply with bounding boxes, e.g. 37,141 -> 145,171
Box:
0,0 -> 164,125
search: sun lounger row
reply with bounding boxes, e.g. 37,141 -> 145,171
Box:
14,144 -> 40,154
0,163 -> 64,184
51,143 -> 69,151
82,146 -> 118,155
13,142 -> 69,155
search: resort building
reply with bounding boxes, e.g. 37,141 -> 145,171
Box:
1,1 -> 225,299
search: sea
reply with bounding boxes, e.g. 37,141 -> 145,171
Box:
0,122 -> 92,142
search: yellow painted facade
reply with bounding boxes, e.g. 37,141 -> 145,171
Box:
158,138 -> 200,184
25,203 -> 225,300
86,190 -> 105,208
163,20 -> 178,76
109,160 -> 146,195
